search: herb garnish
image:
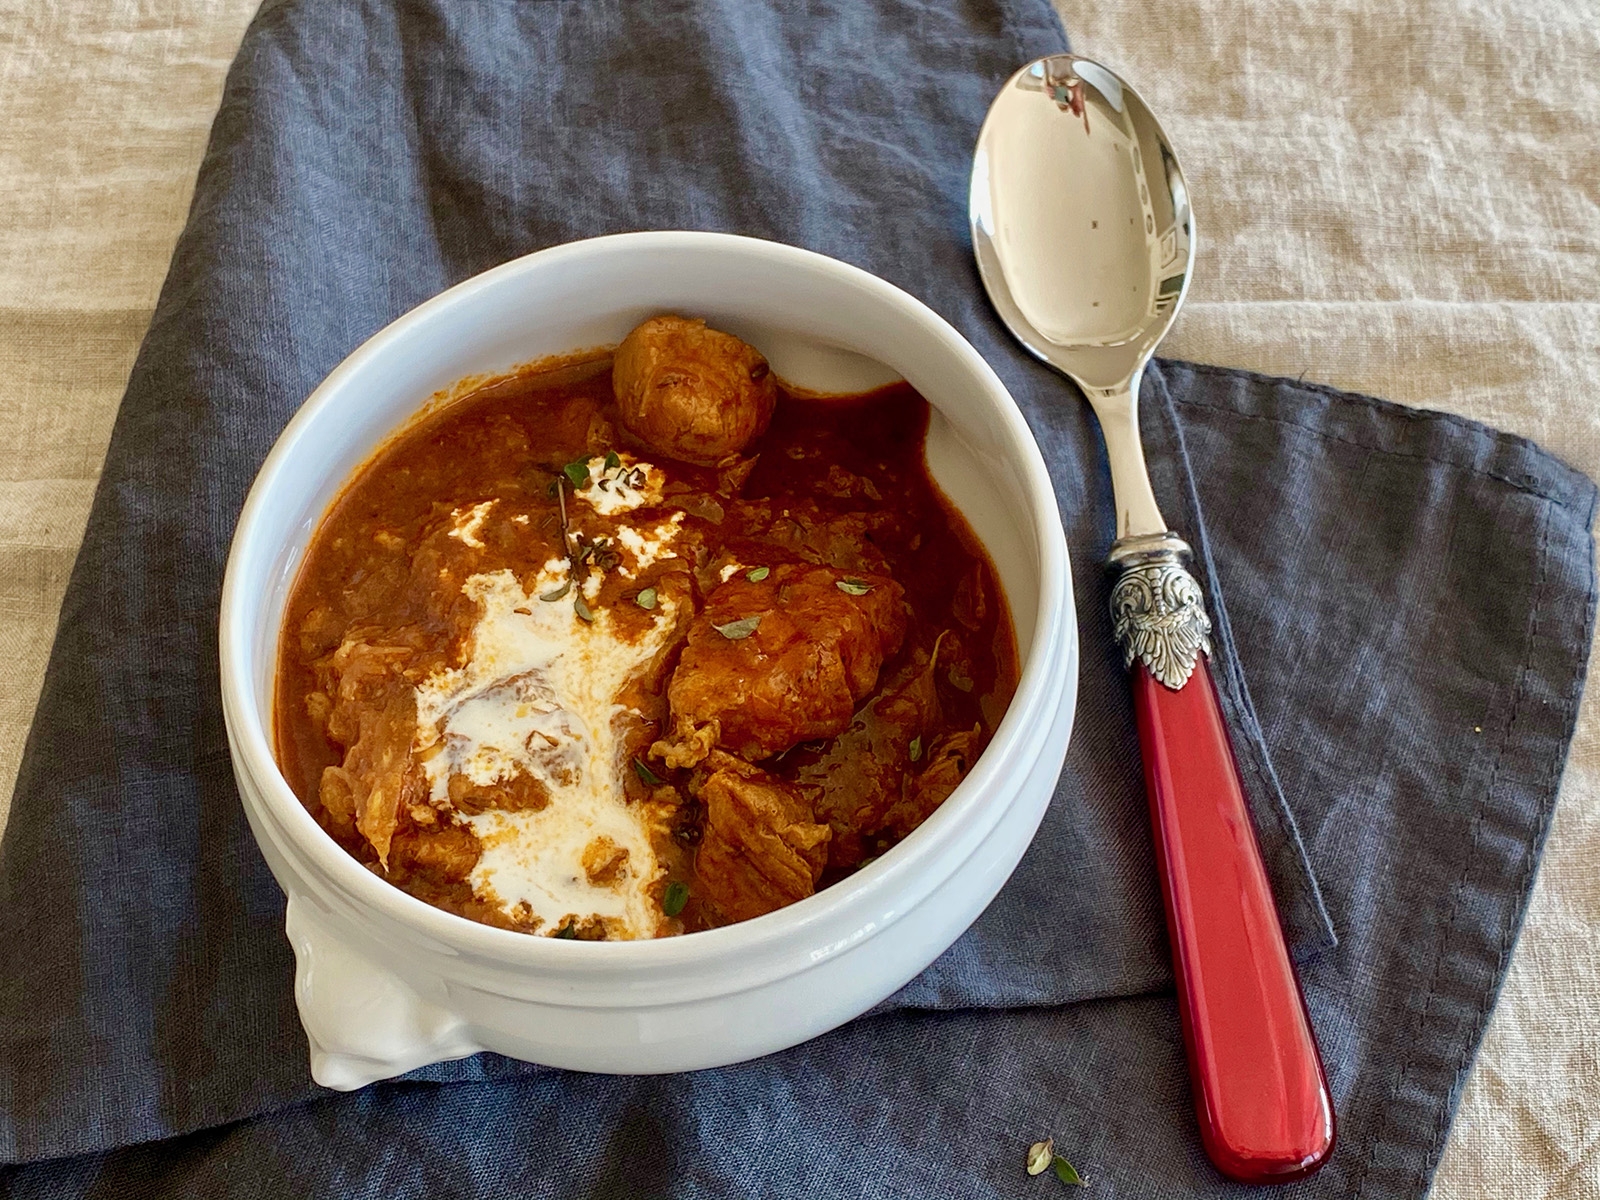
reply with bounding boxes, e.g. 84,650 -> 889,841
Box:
1026,1139 -> 1087,1187
1026,1139 -> 1054,1177
554,921 -> 578,940
635,587 -> 658,610
909,736 -> 923,763
745,566 -> 770,582
713,615 -> 761,640
1051,1158 -> 1087,1186
563,458 -> 592,489
836,578 -> 872,596
662,881 -> 690,917
633,757 -> 663,786
947,662 -> 975,693
539,580 -> 572,602
604,450 -> 621,471
574,594 -> 595,622
554,475 -> 577,569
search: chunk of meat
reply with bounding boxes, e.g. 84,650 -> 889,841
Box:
298,604 -> 345,660
655,720 -> 718,771
724,498 -> 897,575
815,463 -> 883,503
446,770 -> 550,815
657,563 -> 907,763
387,821 -> 482,886
345,691 -> 422,868
695,757 -> 831,922
581,836 -> 631,887
800,642 -> 942,870
317,635 -> 426,867
612,316 -> 777,465
876,725 -> 983,840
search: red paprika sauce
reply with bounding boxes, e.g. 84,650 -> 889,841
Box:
276,344 -> 1017,938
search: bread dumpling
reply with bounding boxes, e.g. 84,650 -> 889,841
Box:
612,315 -> 777,465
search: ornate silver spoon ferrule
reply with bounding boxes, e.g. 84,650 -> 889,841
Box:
1107,532 -> 1213,690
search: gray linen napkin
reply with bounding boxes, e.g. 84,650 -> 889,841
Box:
1,1 -> 1592,1196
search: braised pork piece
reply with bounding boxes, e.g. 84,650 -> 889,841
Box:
275,316 -> 1018,938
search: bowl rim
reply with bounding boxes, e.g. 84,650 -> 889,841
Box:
220,229 -> 1074,972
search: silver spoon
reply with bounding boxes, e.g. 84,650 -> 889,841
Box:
971,55 -> 1335,1184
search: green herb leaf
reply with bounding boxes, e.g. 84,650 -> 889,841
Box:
836,577 -> 873,596
663,880 -> 690,917
909,736 -> 923,763
1051,1156 -> 1086,1187
745,566 -> 770,583
1026,1138 -> 1054,1177
563,458 -> 592,489
713,615 -> 762,640
553,922 -> 578,940
574,594 -> 595,622
539,579 -> 572,601
635,587 -> 658,610
633,757 -> 663,787
604,450 -> 621,471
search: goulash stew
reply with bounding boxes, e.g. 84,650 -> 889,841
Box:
275,316 -> 1019,938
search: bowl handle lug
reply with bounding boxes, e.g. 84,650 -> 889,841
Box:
285,895 -> 483,1090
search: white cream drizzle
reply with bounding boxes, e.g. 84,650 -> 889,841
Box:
412,541 -> 680,938
615,513 -> 686,578
574,455 -> 663,515
447,500 -> 495,549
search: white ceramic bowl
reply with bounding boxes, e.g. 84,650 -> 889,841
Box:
220,231 -> 1077,1090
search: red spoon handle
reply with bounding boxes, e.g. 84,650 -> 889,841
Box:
1132,658 -> 1335,1183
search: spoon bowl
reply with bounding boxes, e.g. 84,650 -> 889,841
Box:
972,56 -> 1192,394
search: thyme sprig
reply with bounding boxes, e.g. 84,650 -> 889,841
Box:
550,472 -> 622,621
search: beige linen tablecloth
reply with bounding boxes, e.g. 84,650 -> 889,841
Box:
1,0 -> 1594,1192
